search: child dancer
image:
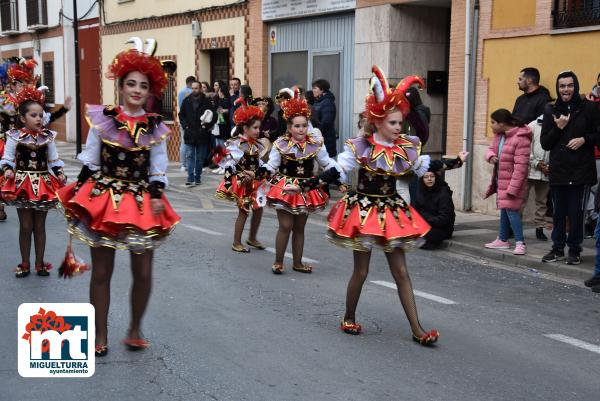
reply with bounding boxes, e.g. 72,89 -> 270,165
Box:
0,86 -> 66,277
57,37 -> 180,356
287,66 -> 439,345
264,91 -> 337,274
215,98 -> 267,252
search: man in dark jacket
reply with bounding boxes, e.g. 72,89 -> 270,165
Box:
179,81 -> 215,186
513,67 -> 552,125
312,79 -> 337,156
540,71 -> 600,265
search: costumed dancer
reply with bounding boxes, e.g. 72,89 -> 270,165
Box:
289,66 -> 440,345
263,90 -> 337,274
56,37 -> 180,357
0,86 -> 66,277
215,98 -> 267,252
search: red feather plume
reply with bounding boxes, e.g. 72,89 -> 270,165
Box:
58,242 -> 90,278
233,97 -> 265,126
106,49 -> 168,96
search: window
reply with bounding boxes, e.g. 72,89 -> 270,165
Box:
161,71 -> 175,121
553,0 -> 600,29
26,0 -> 48,27
43,60 -> 55,104
0,0 -> 19,32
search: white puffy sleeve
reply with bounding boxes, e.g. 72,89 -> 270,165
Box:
333,143 -> 358,184
47,140 -> 64,169
76,128 -> 101,171
264,145 -> 281,174
315,145 -> 336,170
149,140 -> 168,186
411,154 -> 431,177
0,136 -> 17,169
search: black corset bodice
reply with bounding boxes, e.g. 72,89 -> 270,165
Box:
279,157 -> 315,179
356,168 -> 396,196
100,142 -> 150,182
237,153 -> 260,172
16,144 -> 48,172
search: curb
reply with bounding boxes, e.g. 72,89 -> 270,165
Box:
442,239 -> 591,282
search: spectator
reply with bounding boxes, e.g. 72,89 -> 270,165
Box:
540,71 -> 600,265
179,81 -> 215,186
253,96 -> 278,140
210,82 -> 232,174
413,152 -> 468,250
228,77 -> 242,127
312,79 -> 337,156
178,75 -> 196,170
512,67 -> 552,125
484,109 -> 532,255
273,87 -> 293,141
405,86 -> 431,146
523,115 -> 551,241
200,81 -> 212,97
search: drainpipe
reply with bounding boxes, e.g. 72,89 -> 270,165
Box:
461,0 -> 480,211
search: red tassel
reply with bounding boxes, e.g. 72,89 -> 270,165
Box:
58,242 -> 90,278
210,144 -> 229,165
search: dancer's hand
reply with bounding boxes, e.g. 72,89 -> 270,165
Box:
4,169 -> 14,179
64,96 -> 73,110
488,156 -> 498,164
57,173 -> 66,184
151,198 -> 165,215
283,184 -> 300,194
458,151 -> 469,162
244,170 -> 255,180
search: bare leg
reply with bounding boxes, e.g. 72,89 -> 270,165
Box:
32,210 -> 48,266
291,213 -> 309,268
275,210 -> 294,264
384,248 -> 426,337
16,208 -> 34,265
233,208 -> 248,247
248,207 -> 263,243
345,250 -> 371,322
90,246 -> 116,346
129,250 -> 153,340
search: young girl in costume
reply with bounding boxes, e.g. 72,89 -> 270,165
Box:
263,92 -> 337,274
0,86 -> 66,277
287,66 -> 440,345
57,37 -> 180,357
215,98 -> 267,252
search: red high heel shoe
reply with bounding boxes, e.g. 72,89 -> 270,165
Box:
15,263 -> 30,278
412,330 -> 440,346
340,319 -> 362,335
122,337 -> 150,351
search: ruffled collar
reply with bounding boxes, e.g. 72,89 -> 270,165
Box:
7,128 -> 56,146
285,132 -> 318,153
105,106 -> 160,146
239,135 -> 259,154
367,133 -> 416,167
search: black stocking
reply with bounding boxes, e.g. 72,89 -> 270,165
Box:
129,250 -> 153,340
16,208 -> 34,265
90,246 -> 116,346
385,248 -> 426,337
248,208 -> 263,242
233,208 -> 248,247
291,213 -> 308,267
345,250 -> 371,322
32,210 -> 47,266
275,210 -> 293,264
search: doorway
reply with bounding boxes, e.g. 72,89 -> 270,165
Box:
210,49 -> 229,84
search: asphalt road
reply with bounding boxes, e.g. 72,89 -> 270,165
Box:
0,166 -> 599,401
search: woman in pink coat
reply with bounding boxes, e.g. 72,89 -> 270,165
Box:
484,109 -> 532,255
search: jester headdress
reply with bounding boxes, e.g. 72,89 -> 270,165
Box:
6,86 -> 45,109
280,88 -> 311,121
7,58 -> 38,85
365,65 -> 425,122
233,97 -> 265,126
106,37 -> 168,96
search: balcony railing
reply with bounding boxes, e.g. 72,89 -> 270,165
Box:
553,0 -> 600,29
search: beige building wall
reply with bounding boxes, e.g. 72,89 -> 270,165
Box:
103,0 -> 239,23
101,25 -> 197,104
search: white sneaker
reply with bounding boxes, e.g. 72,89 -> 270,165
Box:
179,166 -> 186,171
211,167 -> 222,174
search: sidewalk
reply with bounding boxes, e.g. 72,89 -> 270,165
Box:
54,141 -> 595,282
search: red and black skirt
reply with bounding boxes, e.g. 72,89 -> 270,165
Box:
57,174 -> 180,253
215,170 -> 264,212
266,174 -> 329,215
327,191 -> 430,252
0,170 -> 63,210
